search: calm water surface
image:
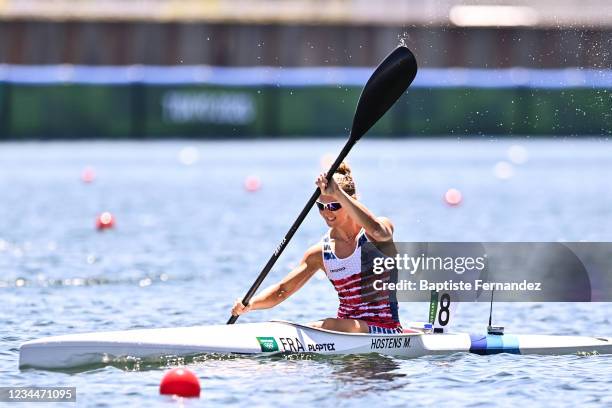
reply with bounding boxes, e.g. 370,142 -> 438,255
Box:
1,139 -> 611,407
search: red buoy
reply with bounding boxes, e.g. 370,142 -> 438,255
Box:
444,188 -> 463,206
244,175 -> 262,192
81,166 -> 96,183
159,368 -> 201,398
95,212 -> 115,230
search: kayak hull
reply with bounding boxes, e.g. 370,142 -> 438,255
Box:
19,321 -> 612,369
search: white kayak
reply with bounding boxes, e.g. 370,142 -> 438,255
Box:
19,320 -> 612,369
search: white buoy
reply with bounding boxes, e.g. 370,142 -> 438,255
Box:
178,147 -> 200,166
493,161 -> 514,180
507,145 -> 528,164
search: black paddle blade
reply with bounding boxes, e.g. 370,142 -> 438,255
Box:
350,46 -> 418,141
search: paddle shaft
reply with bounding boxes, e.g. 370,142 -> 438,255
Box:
227,138 -> 355,324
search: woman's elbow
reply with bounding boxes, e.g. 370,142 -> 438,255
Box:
371,225 -> 393,241
275,284 -> 291,301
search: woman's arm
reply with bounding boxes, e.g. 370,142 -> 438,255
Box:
335,189 -> 394,242
316,173 -> 394,242
231,244 -> 323,316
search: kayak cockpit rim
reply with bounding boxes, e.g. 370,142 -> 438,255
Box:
269,320 -> 425,336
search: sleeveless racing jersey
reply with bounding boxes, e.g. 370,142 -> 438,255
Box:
321,228 -> 401,331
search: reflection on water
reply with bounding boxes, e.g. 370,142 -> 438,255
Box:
328,354 -> 404,385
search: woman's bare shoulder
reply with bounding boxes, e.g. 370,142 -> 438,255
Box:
302,242 -> 324,268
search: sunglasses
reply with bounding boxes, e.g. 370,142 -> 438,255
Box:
316,201 -> 342,211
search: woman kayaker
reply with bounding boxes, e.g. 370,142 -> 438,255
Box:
231,162 -> 401,334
